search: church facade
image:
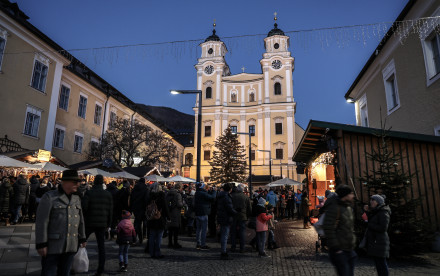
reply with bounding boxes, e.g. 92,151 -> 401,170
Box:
183,22 -> 304,184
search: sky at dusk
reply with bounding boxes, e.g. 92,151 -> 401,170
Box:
14,0 -> 409,129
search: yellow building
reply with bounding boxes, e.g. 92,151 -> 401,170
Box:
183,22 -> 304,183
0,1 -> 183,172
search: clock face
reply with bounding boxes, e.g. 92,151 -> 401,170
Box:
208,48 -> 213,55
272,60 -> 282,70
274,43 -> 279,49
204,65 -> 214,75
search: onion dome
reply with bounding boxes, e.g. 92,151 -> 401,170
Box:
267,12 -> 285,37
205,21 -> 221,42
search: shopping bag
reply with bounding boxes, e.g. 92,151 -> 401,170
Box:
312,214 -> 325,236
72,247 -> 89,273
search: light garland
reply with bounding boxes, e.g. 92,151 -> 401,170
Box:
2,16 -> 440,69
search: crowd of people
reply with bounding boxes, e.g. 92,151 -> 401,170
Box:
0,170 -> 391,276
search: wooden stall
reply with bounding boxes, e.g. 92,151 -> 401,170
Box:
293,120 -> 440,230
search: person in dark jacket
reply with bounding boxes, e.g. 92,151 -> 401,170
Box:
217,183 -> 237,260
35,178 -> 51,218
106,181 -> 119,240
365,194 -> 391,276
166,183 -> 184,249
147,183 -> 170,258
82,175 -> 113,276
130,178 -> 149,244
0,177 -> 14,226
185,188 -> 196,237
28,175 -> 39,221
194,183 -> 216,250
230,184 -> 252,253
12,174 -> 30,224
300,191 -> 311,229
323,185 -> 357,276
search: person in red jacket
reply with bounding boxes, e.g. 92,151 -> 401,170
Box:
255,197 -> 272,257
116,210 -> 136,272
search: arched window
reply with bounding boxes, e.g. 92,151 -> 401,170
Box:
185,153 -> 193,166
231,92 -> 237,102
249,92 -> 255,102
206,87 -> 212,99
274,82 -> 282,95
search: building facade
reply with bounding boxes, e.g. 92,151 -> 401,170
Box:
0,0 -> 183,172
183,23 -> 304,183
345,0 -> 440,136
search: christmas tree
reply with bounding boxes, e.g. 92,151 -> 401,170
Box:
209,126 -> 247,185
360,122 -> 427,252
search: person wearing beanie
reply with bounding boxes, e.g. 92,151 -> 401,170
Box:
323,184 -> 356,276
82,174 -> 113,275
364,194 -> 391,276
255,195 -> 272,257
230,183 -> 252,253
116,210 -> 136,272
217,183 -> 237,260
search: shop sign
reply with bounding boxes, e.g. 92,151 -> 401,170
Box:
37,149 -> 51,162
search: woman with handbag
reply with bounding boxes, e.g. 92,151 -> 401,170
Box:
363,194 -> 391,276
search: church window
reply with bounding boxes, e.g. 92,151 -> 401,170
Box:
249,125 -> 255,136
276,149 -> 283,160
249,92 -> 255,102
204,150 -> 211,160
231,92 -> 237,102
275,122 -> 283,135
230,126 -> 237,133
205,125 -> 211,137
185,153 -> 193,166
274,82 -> 282,95
206,87 -> 212,99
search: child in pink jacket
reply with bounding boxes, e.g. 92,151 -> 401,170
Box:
116,210 -> 136,272
255,197 -> 273,257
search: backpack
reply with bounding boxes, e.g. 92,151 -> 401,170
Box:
146,200 -> 161,220
166,192 -> 177,210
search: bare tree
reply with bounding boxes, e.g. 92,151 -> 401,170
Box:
90,117 -> 177,168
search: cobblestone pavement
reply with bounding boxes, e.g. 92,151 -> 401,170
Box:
1,220 -> 440,275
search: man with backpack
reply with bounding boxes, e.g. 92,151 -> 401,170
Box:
166,183 -> 184,249
194,183 -> 216,250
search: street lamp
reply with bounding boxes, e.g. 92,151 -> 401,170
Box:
232,131 -> 253,197
170,90 -> 202,183
257,149 -> 272,183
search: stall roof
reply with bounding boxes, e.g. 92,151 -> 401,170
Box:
293,120 -> 440,164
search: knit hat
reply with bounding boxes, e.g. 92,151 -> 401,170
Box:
371,194 -> 385,206
121,210 -> 131,219
336,185 -> 353,198
94,175 -> 104,185
258,197 -> 266,207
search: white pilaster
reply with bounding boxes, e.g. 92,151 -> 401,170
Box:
287,110 -> 294,164
223,84 -> 227,106
241,85 -> 245,106
215,112 -> 221,138
197,71 -> 202,107
103,100 -> 111,133
222,112 -> 228,132
257,112 -> 263,161
44,61 -> 63,150
216,71 -> 221,105
240,113 -> 246,146
258,82 -> 262,104
286,66 -> 292,102
264,109 -> 271,153
264,67 -> 270,103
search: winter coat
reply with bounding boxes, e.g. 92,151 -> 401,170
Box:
116,218 -> 137,245
256,212 -> 272,232
35,185 -> 51,201
29,177 -> 39,198
319,194 -> 337,216
294,192 -> 302,204
366,204 -> 391,258
13,178 -> 30,205
322,196 -> 356,251
231,190 -> 252,221
82,184 -> 113,229
194,188 -> 216,216
166,188 -> 183,228
185,194 -> 195,219
129,181 -> 149,216
300,196 -> 311,217
216,191 -> 237,225
146,191 -> 170,230
0,180 -> 14,213
115,187 -> 130,216
266,191 -> 278,207
35,185 -> 86,254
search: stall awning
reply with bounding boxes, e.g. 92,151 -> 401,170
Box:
293,120 -> 440,165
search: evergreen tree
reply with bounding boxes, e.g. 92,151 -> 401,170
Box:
209,126 -> 247,185
360,123 -> 427,252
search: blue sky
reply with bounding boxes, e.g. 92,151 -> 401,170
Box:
15,0 -> 408,129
